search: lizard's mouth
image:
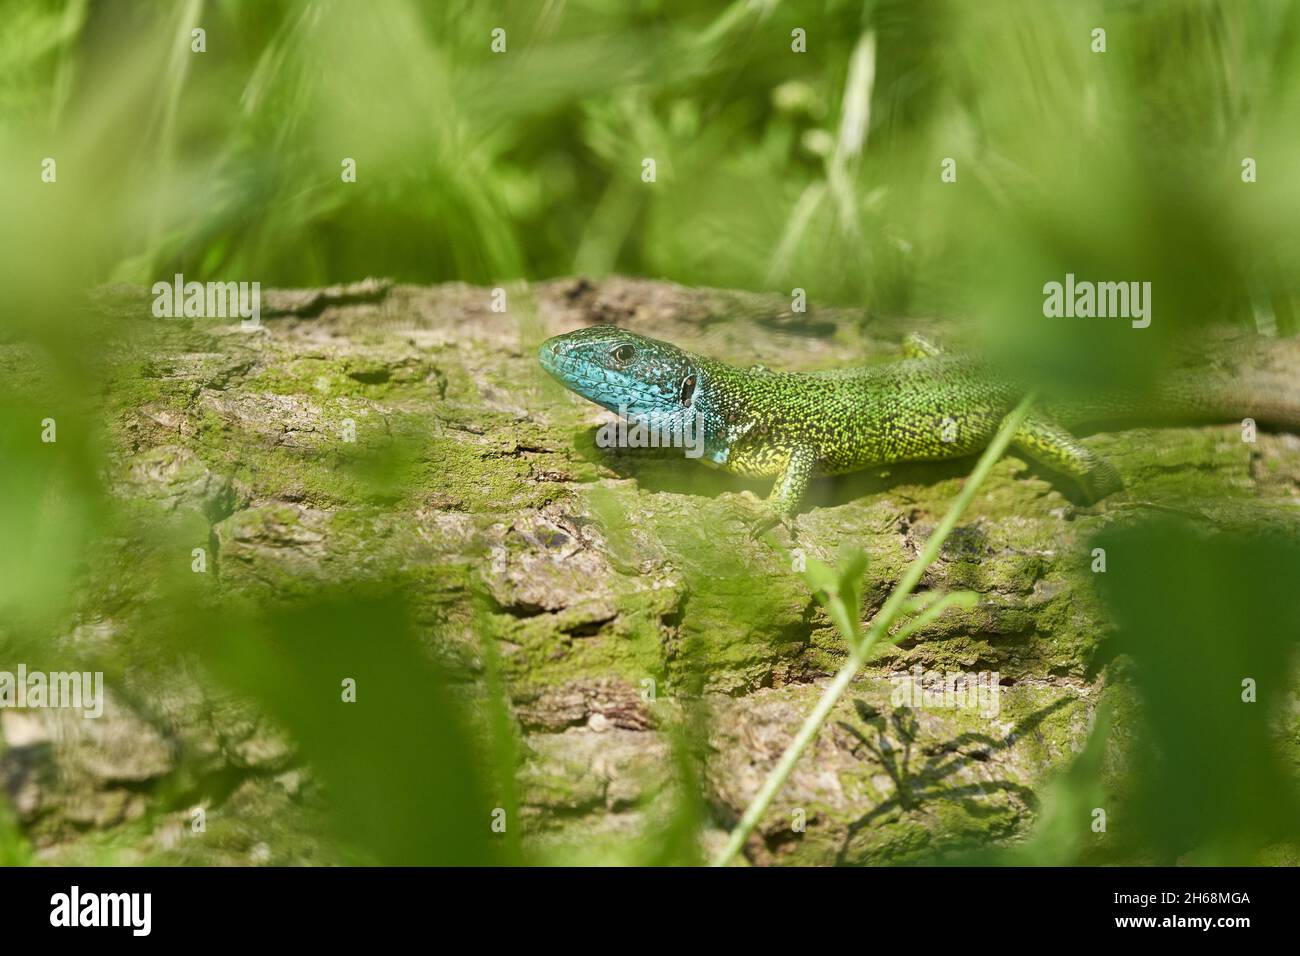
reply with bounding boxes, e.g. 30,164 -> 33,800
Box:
538,336 -> 607,401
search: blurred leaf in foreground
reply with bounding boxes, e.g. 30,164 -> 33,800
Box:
1094,517 -> 1300,863
177,589 -> 511,866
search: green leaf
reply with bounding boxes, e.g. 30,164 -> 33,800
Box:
800,555 -> 840,596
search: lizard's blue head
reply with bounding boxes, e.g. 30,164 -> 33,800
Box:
538,326 -> 702,423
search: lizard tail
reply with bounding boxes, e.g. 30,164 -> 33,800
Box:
1169,333 -> 1300,432
1056,335 -> 1300,433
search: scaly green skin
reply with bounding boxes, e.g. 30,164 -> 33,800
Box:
537,326 -> 1269,522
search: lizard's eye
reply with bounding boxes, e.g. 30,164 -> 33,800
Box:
611,344 -> 635,365
679,374 -> 696,405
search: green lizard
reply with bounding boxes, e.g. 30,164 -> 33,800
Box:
538,325 -> 1294,530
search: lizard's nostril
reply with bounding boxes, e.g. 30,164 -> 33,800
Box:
542,336 -> 573,355
538,337 -> 576,377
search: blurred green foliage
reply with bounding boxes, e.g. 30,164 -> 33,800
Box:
4,1 -> 1298,326
1092,519 -> 1300,864
177,590 -> 513,865
946,518 -> 1300,867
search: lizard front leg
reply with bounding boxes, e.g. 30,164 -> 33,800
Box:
901,332 -> 944,359
769,445 -> 817,515
747,445 -> 816,537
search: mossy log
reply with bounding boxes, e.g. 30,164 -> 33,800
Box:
3,277 -> 1299,865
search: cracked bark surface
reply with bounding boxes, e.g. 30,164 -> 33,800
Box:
3,277 -> 1299,864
